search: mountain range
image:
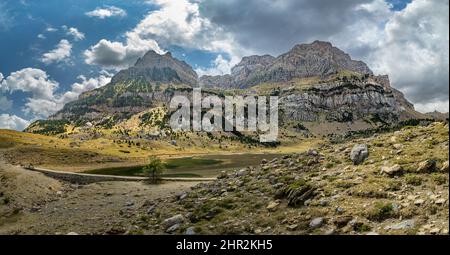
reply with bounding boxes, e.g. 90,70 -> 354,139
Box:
200,41 -> 373,89
28,41 -> 437,138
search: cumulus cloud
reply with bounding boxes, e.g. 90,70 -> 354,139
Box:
84,0 -> 243,70
369,0 -> 449,112
63,26 -> 85,41
0,68 -> 58,100
0,96 -> 13,111
41,39 -> 73,64
85,6 -> 127,19
0,68 -> 112,119
59,72 -> 113,103
0,114 -> 30,131
195,55 -> 236,76
84,38 -> 163,70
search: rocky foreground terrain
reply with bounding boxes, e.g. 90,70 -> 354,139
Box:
0,122 -> 448,235
128,122 -> 448,235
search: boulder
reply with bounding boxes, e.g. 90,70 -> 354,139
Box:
162,214 -> 185,229
350,144 -> 369,165
185,227 -> 196,235
166,224 -> 180,233
266,201 -> 280,212
309,217 -> 324,229
381,164 -> 403,176
416,160 -> 437,173
384,220 -> 415,230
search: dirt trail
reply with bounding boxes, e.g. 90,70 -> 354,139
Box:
0,161 -> 201,234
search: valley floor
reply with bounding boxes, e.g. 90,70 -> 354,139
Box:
0,162 -> 200,234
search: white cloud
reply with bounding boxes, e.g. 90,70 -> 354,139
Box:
415,99 -> 449,113
196,54 -> 238,76
367,0 -> 449,111
46,27 -> 58,32
63,26 -> 85,41
37,33 -> 46,39
23,98 -> 61,118
0,114 -> 30,131
84,38 -> 164,70
59,72 -> 113,103
0,96 -> 13,111
85,6 -> 127,19
84,0 -> 245,71
134,0 -> 245,60
0,68 -> 58,100
0,68 -> 112,119
41,39 -> 73,64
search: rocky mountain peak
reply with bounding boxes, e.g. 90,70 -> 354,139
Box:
280,40 -> 373,77
200,41 -> 374,88
112,50 -> 198,85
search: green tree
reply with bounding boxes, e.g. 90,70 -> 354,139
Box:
143,156 -> 165,183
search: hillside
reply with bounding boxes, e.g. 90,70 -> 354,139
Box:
129,122 -> 449,235
2,122 -> 447,234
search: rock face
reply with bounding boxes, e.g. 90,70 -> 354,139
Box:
112,51 -> 198,86
50,51 -> 201,122
200,41 -> 373,88
278,79 -> 407,123
44,41 -> 424,134
350,144 -> 369,165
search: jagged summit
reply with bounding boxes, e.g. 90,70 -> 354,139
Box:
285,40 -> 373,76
46,40 -> 426,132
200,40 -> 373,88
111,50 -> 198,86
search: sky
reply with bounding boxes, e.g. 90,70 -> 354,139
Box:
0,0 -> 448,130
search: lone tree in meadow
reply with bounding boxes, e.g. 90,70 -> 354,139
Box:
143,156 -> 165,183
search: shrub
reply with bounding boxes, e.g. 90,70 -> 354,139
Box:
431,174 -> 447,185
405,174 -> 423,186
142,156 -> 165,183
366,202 -> 396,221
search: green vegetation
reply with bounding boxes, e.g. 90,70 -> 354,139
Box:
405,174 -> 423,186
367,202 -> 396,221
282,179 -> 315,206
25,120 -> 69,135
143,156 -> 165,183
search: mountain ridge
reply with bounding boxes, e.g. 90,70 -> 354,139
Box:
33,40 -> 433,139
200,40 -> 373,88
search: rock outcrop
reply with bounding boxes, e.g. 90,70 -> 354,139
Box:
112,50 -> 198,86
277,76 -> 412,124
